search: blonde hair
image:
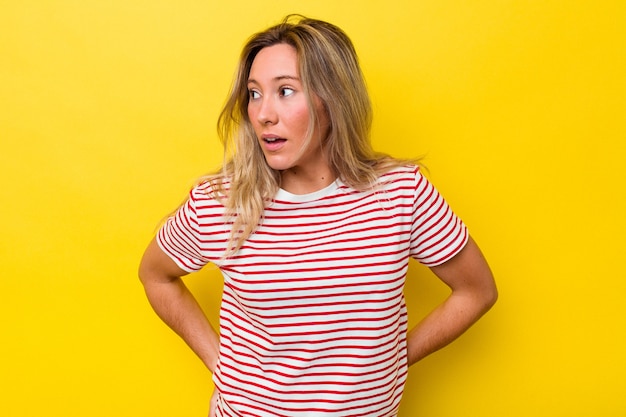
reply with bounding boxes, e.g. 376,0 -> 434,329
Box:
209,15 -> 411,253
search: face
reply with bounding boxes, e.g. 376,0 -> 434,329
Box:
247,43 -> 330,176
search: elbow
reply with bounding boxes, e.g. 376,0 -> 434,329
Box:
488,288 -> 498,310
138,261 -> 150,287
482,281 -> 498,312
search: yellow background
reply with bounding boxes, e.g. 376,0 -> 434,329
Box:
2,1 -> 625,416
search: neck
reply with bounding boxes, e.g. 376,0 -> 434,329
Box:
280,166 -> 336,195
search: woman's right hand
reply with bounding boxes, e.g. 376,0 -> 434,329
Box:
208,389 -> 219,417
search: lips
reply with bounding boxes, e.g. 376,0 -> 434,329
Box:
261,135 -> 286,152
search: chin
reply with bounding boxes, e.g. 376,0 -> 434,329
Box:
264,157 -> 294,172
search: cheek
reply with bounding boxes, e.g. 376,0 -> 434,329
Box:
289,108 -> 312,133
247,104 -> 255,124
247,107 -> 263,135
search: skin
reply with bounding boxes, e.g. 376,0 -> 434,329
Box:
247,43 -> 333,194
139,43 -> 497,417
406,236 -> 497,365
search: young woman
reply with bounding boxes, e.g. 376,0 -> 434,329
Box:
139,15 -> 497,417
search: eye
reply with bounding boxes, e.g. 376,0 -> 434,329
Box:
248,89 -> 261,100
280,87 -> 295,97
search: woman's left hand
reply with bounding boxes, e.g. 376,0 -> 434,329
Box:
208,388 -> 219,417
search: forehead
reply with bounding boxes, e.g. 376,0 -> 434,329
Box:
248,43 -> 299,81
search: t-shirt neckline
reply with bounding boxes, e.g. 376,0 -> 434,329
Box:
274,179 -> 341,203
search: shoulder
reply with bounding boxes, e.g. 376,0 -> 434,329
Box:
376,164 -> 423,187
380,163 -> 421,176
180,176 -> 231,216
190,175 -> 231,202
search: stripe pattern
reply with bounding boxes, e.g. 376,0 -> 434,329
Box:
157,165 -> 467,416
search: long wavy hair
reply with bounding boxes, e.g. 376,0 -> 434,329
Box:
208,15 -> 410,253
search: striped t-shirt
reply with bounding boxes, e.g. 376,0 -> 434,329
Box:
157,165 -> 468,417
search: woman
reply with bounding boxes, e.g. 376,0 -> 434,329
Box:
139,15 -> 497,417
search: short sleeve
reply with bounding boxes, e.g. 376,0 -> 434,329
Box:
156,188 -> 211,273
409,168 -> 468,266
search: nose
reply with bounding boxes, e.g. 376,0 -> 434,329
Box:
256,97 -> 278,125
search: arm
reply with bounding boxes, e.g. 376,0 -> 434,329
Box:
406,236 -> 498,366
138,237 -> 220,372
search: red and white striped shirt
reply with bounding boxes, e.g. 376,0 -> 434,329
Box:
157,165 -> 467,416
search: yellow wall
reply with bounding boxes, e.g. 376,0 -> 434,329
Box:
2,1 -> 624,416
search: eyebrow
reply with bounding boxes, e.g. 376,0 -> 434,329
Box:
247,75 -> 300,85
